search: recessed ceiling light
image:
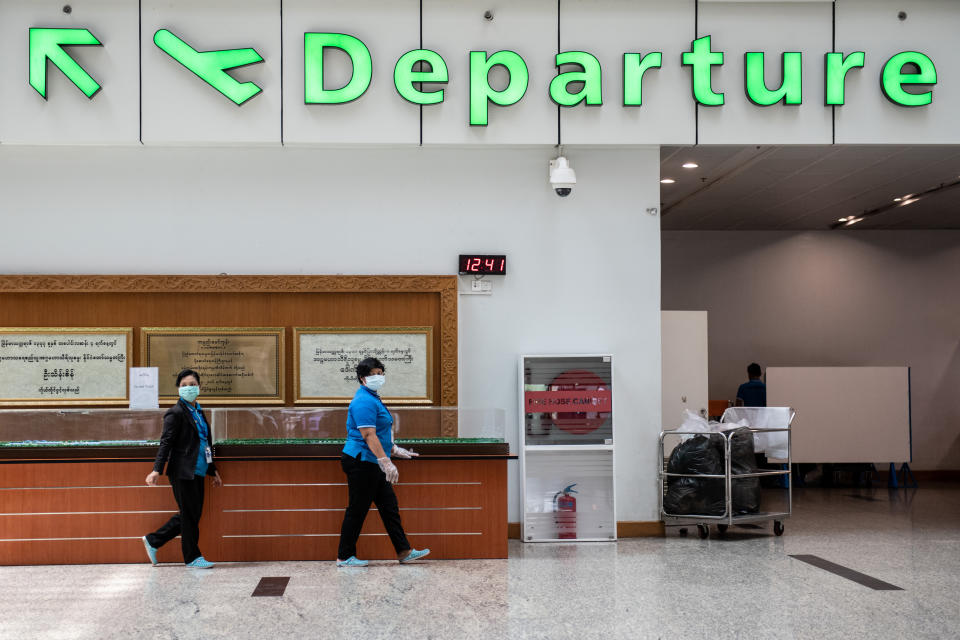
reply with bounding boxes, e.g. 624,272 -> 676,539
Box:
893,197 -> 902,202
660,178 -> 676,184
845,217 -> 863,226
838,217 -> 849,222
682,162 -> 699,169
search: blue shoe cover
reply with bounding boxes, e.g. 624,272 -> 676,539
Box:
142,536 -> 158,566
337,556 -> 369,567
185,556 -> 214,569
400,548 -> 430,563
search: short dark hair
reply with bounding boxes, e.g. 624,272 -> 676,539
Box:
356,357 -> 385,383
747,363 -> 762,378
176,368 -> 201,386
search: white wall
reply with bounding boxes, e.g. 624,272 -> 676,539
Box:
0,145 -> 664,522
662,230 -> 960,470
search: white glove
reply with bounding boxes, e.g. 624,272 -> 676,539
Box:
392,444 -> 419,459
377,457 -> 399,484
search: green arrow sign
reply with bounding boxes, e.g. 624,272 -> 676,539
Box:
29,28 -> 102,99
154,29 -> 263,105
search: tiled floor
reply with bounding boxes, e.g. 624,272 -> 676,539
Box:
2,486 -> 958,639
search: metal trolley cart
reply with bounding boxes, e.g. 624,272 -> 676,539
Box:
658,407 -> 794,539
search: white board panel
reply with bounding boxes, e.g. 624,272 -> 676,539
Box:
282,0 -> 420,145
661,310 -> 708,429
835,0 -> 960,144
559,0 -> 696,145
767,366 -> 911,464
0,0 -> 140,144
696,1 -> 832,144
422,0 -> 557,145
141,0 -> 281,144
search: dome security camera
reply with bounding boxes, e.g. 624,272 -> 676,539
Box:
549,156 -> 576,197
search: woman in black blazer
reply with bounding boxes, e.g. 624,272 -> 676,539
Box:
142,369 -> 222,568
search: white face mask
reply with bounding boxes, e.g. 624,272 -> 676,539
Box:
365,374 -> 385,391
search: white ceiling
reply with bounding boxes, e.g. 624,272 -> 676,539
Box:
659,145 -> 960,230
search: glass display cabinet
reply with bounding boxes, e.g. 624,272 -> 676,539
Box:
0,406 -> 510,565
0,407 -> 506,454
519,354 -> 616,542
0,408 -> 166,454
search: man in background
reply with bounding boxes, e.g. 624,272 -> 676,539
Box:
736,362 -> 766,407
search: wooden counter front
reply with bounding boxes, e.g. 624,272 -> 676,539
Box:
0,446 -> 511,565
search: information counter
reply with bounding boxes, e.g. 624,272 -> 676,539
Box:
0,408 -> 511,565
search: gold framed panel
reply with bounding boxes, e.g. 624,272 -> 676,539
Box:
141,327 -> 285,405
0,327 -> 132,406
0,275 -> 457,409
294,327 -> 434,405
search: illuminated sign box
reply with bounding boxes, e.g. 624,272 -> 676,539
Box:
25,26 -> 939,121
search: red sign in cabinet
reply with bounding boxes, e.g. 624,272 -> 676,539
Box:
524,369 -> 612,435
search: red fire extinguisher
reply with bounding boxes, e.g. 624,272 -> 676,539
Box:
554,484 -> 578,539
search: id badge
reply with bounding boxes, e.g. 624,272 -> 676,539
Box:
205,446 -> 213,463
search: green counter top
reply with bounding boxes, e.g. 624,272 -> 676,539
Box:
0,438 -> 513,460
215,437 -> 503,445
1,440 -> 160,448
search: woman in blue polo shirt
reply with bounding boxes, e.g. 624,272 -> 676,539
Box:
336,357 -> 430,567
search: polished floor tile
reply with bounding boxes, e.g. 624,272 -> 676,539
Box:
1,486 -> 958,639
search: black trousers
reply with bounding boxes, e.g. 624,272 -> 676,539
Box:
337,454 -> 410,560
146,475 -> 205,564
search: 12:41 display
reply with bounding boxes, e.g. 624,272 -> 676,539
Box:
459,254 -> 506,275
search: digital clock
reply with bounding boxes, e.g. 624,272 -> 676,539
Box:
458,254 -> 507,275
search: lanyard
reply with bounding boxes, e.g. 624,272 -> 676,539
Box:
185,403 -> 208,441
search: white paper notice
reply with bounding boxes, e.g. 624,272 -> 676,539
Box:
130,367 -> 159,409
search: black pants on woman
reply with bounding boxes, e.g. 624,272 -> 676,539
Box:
337,454 -> 410,560
146,475 -> 205,564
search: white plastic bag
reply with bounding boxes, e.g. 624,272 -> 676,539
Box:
677,409 -> 736,440
679,409 -> 711,434
721,407 -> 792,460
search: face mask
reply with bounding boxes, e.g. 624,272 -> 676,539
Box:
178,385 -> 200,402
364,375 -> 385,391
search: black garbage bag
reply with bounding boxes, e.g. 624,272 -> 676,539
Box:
663,434 -> 726,516
726,427 -> 761,514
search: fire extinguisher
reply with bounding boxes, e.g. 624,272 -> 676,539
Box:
553,484 -> 578,539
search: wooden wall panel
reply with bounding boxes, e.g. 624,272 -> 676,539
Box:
0,462 -> 157,488
219,507 -> 490,534
2,513 -> 180,539
0,275 -> 458,408
1,488 -> 178,513
1,540 -> 191,566
0,458 -> 508,565
0,275 -> 478,566
214,485 -> 484,510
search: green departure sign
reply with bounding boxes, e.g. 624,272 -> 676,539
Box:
469,50 -> 529,126
550,52 -> 603,106
153,29 -> 263,105
744,52 -> 802,106
623,52 -> 663,106
29,28 -> 102,99
23,26 -> 941,122
881,51 -> 937,107
304,33 -> 372,104
825,51 -> 865,105
394,49 -> 449,105
681,36 -> 724,106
